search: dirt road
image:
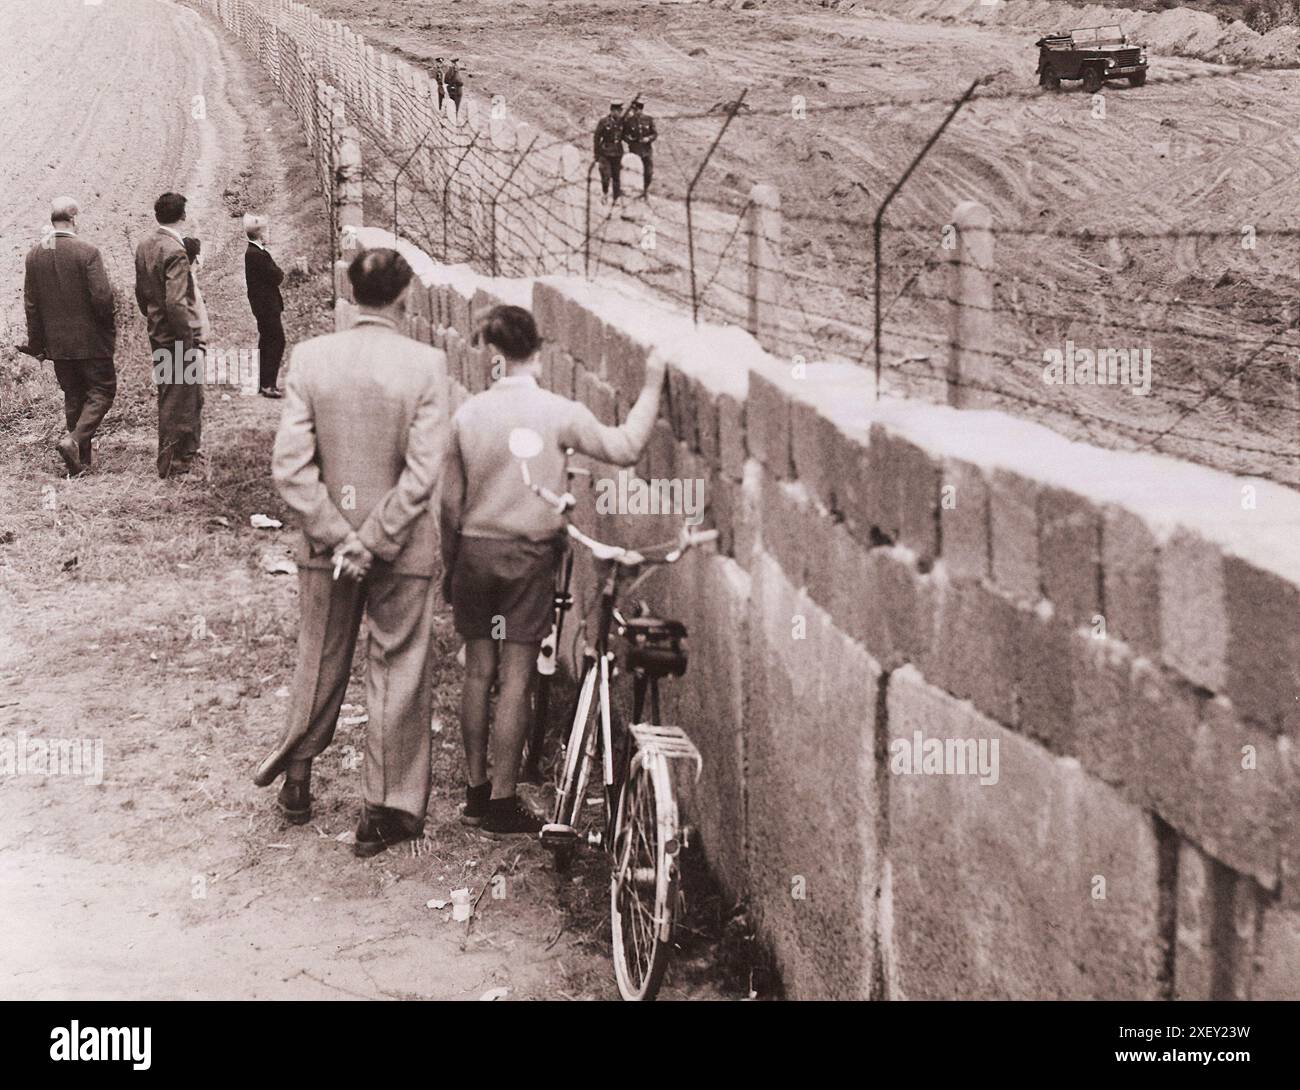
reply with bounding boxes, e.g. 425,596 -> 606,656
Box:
315,0 -> 1300,482
0,0 -> 741,1000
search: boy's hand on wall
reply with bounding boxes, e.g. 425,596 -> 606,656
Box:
644,347 -> 669,390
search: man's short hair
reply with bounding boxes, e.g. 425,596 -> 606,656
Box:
348,248 -> 414,308
243,213 -> 267,239
473,305 -> 541,362
50,196 -> 79,224
154,192 -> 187,225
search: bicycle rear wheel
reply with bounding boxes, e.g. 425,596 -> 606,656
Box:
610,749 -> 679,1001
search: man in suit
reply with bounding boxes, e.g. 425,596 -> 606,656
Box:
254,248 -> 448,858
243,213 -> 287,398
23,196 -> 117,476
134,192 -> 204,478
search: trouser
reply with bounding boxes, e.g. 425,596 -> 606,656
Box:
153,342 -> 203,478
447,83 -> 462,110
256,312 -> 286,390
270,565 -> 439,820
630,149 -> 653,192
52,358 -> 116,465
598,154 -> 622,200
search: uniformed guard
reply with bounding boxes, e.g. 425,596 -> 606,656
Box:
593,101 -> 626,203
444,58 -> 464,112
433,57 -> 446,109
623,97 -> 657,198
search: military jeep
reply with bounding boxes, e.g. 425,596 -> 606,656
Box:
1036,25 -> 1148,93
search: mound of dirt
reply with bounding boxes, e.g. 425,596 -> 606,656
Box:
858,0 -> 1300,67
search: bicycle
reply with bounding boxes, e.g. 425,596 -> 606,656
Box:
522,469 -> 717,1001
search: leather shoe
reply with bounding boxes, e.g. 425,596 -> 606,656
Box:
353,804 -> 423,858
259,386 -> 284,399
277,779 -> 311,825
55,436 -> 83,477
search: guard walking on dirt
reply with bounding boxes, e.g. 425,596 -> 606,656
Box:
22,197 -> 117,477
623,97 -> 657,198
134,192 -> 204,479
254,248 -> 449,859
594,101 -> 626,203
444,58 -> 464,112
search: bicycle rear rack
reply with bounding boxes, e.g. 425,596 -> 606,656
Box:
628,723 -> 703,782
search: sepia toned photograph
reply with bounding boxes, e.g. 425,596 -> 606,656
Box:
0,0 -> 1296,1063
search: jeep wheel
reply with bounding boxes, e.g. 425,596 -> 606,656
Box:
1128,71 -> 1147,88
1082,67 -> 1105,94
1039,71 -> 1061,90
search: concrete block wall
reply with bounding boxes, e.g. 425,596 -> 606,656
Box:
340,224 -> 1300,1000
198,0 -> 1300,999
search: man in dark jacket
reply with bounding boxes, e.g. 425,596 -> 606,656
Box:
243,213 -> 286,398
623,98 -> 657,198
23,197 -> 117,476
443,58 -> 464,112
593,101 -> 625,203
135,191 -> 203,478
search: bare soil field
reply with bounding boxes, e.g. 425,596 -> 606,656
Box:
0,0 -> 744,1000
317,0 -> 1300,483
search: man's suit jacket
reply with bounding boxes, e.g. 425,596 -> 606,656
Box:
134,228 -> 199,348
271,315 -> 448,577
245,243 -> 284,321
24,233 -> 116,360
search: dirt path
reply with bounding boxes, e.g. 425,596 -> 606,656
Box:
0,0 -> 739,1001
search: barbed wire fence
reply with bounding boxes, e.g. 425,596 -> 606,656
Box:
189,0 -> 1300,486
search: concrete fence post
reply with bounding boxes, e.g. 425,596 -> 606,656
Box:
947,199 -> 995,409
335,124 -> 365,246
745,183 -> 781,352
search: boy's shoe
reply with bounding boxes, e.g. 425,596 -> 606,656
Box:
480,796 -> 543,839
461,782 -> 492,827
353,804 -> 424,858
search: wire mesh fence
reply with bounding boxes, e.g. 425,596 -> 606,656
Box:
189,0 -> 1300,486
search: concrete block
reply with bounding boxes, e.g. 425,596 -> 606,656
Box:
746,368 -> 795,479
665,365 -> 699,453
575,367 -> 616,427
924,578 -> 1018,726
718,391 -> 747,481
1224,555 -> 1300,737
532,280 -> 565,342
747,553 -> 880,999
939,457 -> 990,584
1159,527 -> 1226,693
885,665 -> 1163,999
1173,841 -> 1257,1000
663,556 -> 752,900
1014,601 -> 1076,754
1038,486 -> 1101,629
1100,504 -> 1161,659
1255,901 -> 1300,999
869,425 -> 941,567
758,469 -> 816,590
988,468 -> 1040,604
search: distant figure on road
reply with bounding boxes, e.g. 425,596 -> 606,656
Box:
243,213 -> 286,399
22,196 -> 117,477
594,101 -> 626,204
443,57 -> 464,112
433,57 -> 446,109
254,248 -> 448,859
623,97 -> 657,198
134,191 -> 203,479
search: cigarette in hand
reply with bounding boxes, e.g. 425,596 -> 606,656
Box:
333,554 -> 344,580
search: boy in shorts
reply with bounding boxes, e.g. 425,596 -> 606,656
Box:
440,305 -> 667,836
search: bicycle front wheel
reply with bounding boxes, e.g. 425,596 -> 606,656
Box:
610,749 -> 679,1001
